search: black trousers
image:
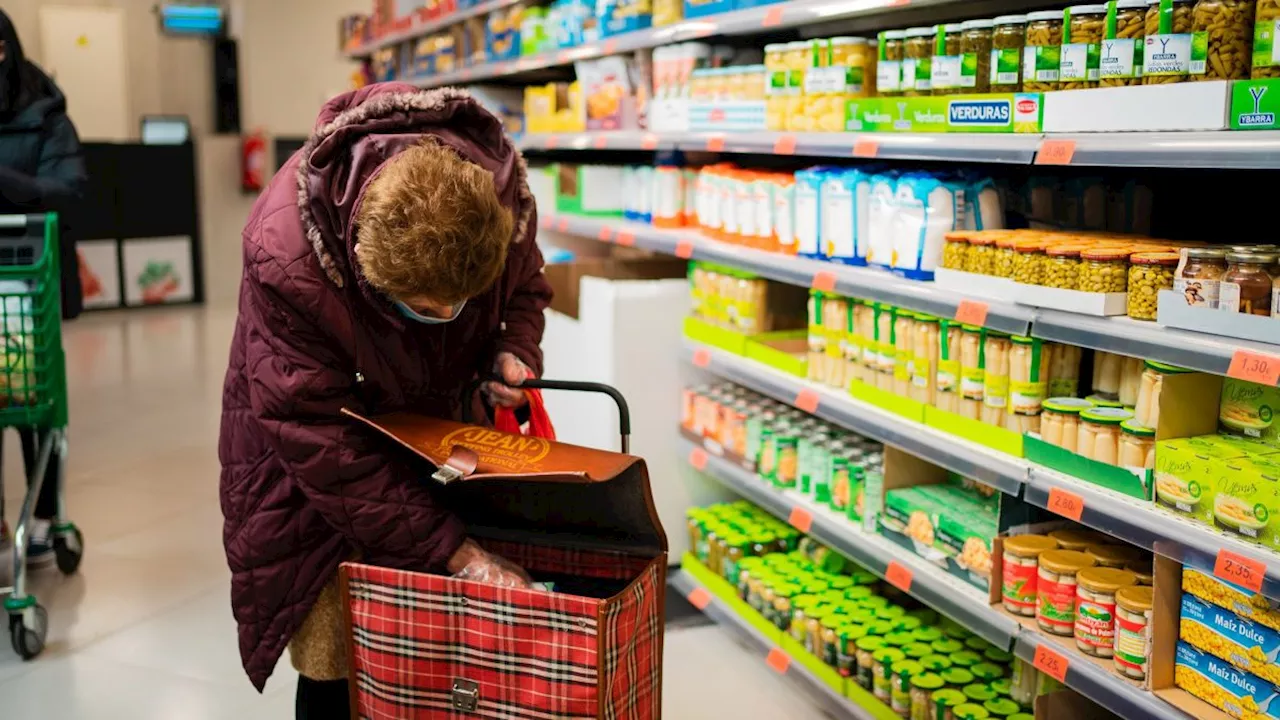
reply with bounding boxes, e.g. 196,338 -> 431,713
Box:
0,428 -> 59,522
296,676 -> 349,720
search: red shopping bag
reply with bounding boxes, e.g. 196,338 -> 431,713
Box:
494,387 -> 556,439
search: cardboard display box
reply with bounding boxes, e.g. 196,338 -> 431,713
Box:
1042,81 -> 1232,133
545,256 -> 688,319
1157,289 -> 1280,346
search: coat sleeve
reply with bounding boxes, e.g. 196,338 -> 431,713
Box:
242,238 -> 466,571
0,112 -> 86,212
495,206 -> 552,376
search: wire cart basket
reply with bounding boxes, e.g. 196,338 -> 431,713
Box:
0,213 -> 83,660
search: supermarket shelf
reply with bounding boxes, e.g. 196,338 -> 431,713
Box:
682,340 -> 1029,495
1049,130 -> 1280,170
667,570 -> 876,720
345,0 -> 522,57
1012,632 -> 1191,720
681,436 -> 1022,648
517,131 -> 677,152
1025,466 -> 1280,601
544,212 -> 1035,336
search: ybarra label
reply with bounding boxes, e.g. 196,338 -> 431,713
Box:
947,99 -> 1012,126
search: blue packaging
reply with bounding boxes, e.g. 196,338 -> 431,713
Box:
820,170 -> 858,265
684,0 -> 734,19
1176,642 -> 1280,720
598,0 -> 653,37
793,168 -> 829,260
963,175 -> 1002,232
889,172 -> 964,282
865,172 -> 898,269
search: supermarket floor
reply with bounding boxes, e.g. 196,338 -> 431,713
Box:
0,305 -> 835,719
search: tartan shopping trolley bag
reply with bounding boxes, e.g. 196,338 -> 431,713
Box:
339,379 -> 668,720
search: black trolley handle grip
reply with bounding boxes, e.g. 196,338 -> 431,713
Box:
464,378 -> 632,454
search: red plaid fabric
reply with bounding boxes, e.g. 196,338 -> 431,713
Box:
479,539 -> 654,582
343,545 -> 663,720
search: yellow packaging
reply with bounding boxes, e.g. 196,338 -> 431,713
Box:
783,41 -> 809,130
653,0 -> 683,26
764,43 -> 788,130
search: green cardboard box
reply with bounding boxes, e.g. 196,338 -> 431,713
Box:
1230,78 -> 1280,130
844,93 -> 1043,133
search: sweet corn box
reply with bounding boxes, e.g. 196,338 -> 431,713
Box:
1182,594 -> 1280,686
1175,641 -> 1280,720
1184,568 -> 1280,633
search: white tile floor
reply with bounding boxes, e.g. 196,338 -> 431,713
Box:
0,306 -> 834,719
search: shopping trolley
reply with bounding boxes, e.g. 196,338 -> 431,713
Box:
0,213 -> 84,660
340,380 -> 667,719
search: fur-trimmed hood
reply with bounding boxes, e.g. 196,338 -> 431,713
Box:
295,83 -> 533,288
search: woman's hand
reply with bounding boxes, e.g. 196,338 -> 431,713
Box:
483,352 -> 531,408
447,538 -> 533,588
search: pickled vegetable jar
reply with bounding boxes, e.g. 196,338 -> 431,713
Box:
1114,585 -> 1153,680
903,26 -> 937,96
960,19 -> 994,92
1024,10 -> 1064,91
932,24 -> 965,95
1043,245 -> 1084,289
964,234 -> 997,275
1119,419 -> 1156,468
1220,251 -> 1276,316
1013,240 -> 1047,285
1143,0 -> 1194,84
875,303 -> 896,391
911,315 -> 940,405
1190,0 -> 1255,80
1074,568 -> 1138,657
942,231 -> 969,270
1009,336 -> 1048,417
990,15 -> 1028,91
1119,354 -> 1144,407
891,660 -> 924,715
878,30 -> 906,95
1076,406 -> 1134,465
910,673 -> 946,720
1060,4 -> 1107,89
1080,248 -> 1130,292
1036,549 -> 1097,636
1174,247 -> 1227,308
993,234 -> 1017,278
894,312 -> 917,397
936,320 -> 962,414
1041,397 -> 1092,452
959,325 -> 985,421
1001,534 -> 1059,616
1100,0 -> 1148,85
1128,251 -> 1179,319
981,332 -> 1011,427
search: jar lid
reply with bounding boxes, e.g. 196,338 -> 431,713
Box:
1185,247 -> 1227,260
1115,0 -> 1148,7
1081,247 -> 1132,261
884,630 -> 914,646
1014,239 -> 1047,252
895,615 -> 923,632
856,636 -> 886,651
830,36 -> 868,45
1077,567 -> 1139,593
971,662 -> 1005,681
983,648 -> 1013,664
1226,251 -> 1279,264
873,647 -> 906,663
906,26 -> 938,37
962,18 -> 994,29
1144,359 -> 1191,374
951,650 -> 981,667
1039,549 -> 1097,574
945,231 -> 972,244
1131,251 -> 1181,266
913,627 -> 943,643
1085,393 -> 1124,408
1121,418 -> 1156,437
969,235 -> 997,246
867,619 -> 896,636
1044,397 -> 1094,415
961,324 -> 984,333
892,659 -> 924,675
943,23 -> 965,32
964,636 -> 989,651
1011,335 -> 1038,346
916,314 -> 940,323
996,234 -> 1020,249
1010,715 -> 1037,720
994,14 -> 1029,24
1002,533 -> 1059,557
933,688 -> 968,707
842,625 -> 870,641
785,40 -> 810,50
1116,584 -> 1155,611
1088,544 -> 1145,566
1047,245 -> 1085,257
922,654 -> 953,671
1127,562 -> 1154,584
904,642 -> 933,659
1081,406 -> 1135,424
991,678 -> 1012,695
985,698 -> 1023,716
1027,10 -> 1065,20
1068,4 -> 1110,13
932,638 -> 964,654
881,30 -> 907,40
942,667 -> 975,685
913,672 -> 946,690
764,43 -> 788,52
963,683 -> 998,701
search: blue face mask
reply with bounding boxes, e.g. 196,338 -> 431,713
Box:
394,299 -> 467,324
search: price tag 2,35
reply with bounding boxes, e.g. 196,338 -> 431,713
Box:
885,561 -> 912,593
1033,643 -> 1070,684
1046,487 -> 1085,521
1228,349 -> 1280,387
1215,549 -> 1266,592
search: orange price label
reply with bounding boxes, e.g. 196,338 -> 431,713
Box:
675,240 -> 695,259
1228,349 -> 1280,387
1216,549 -> 1266,592
1033,643 -> 1070,684
540,216 -> 553,230
761,6 -> 785,26
766,648 -> 792,674
693,348 -> 712,368
557,219 -> 570,233
545,136 -> 560,150
787,506 -> 813,534
773,134 -> 797,155
954,300 -> 989,327
603,39 -> 618,55
641,134 -> 660,150
795,389 -> 820,414
687,587 -> 711,610
460,68 -> 474,81
1036,139 -> 1077,166
689,447 -> 709,471
706,135 -> 726,152
885,561 -> 913,593
616,231 -> 636,247
597,227 -> 614,242
853,139 -> 880,158
592,135 -> 609,149
1047,487 -> 1085,521
812,270 -> 837,293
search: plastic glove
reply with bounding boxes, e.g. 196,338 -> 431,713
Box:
447,538 -> 533,589
483,352 -> 531,409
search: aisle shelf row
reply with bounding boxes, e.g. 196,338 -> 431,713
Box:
542,211 -> 1280,376
684,339 -> 1280,600
682,438 -> 1192,720
520,130 -> 1280,170
667,569 -> 880,720
347,0 -> 523,57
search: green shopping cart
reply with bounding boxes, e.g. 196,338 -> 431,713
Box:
0,213 -> 83,660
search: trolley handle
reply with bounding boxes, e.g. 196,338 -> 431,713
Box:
0,214 -> 48,235
463,378 -> 631,454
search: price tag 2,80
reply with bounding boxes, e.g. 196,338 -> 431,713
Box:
1215,549 -> 1266,592
954,300 -> 989,327
1033,643 -> 1070,684
1046,487 -> 1085,521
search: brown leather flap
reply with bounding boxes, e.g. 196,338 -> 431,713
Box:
342,409 -> 668,556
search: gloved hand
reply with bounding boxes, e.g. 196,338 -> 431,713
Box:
483,352 -> 532,409
447,538 -> 533,589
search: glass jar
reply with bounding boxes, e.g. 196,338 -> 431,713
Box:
961,19 -> 994,93
854,300 -> 877,382
1080,248 -> 1130,292
1060,5 -> 1107,90
876,304 -> 897,391
873,647 -> 907,702
964,234 -> 997,274
936,320 -> 962,414
892,660 -> 925,715
912,315 -> 940,404
993,234 -> 1017,278
1041,397 -> 1092,452
856,636 -> 886,690
1125,251 -> 1177,319
932,24 -> 965,95
919,652 -> 950,672
878,30 -> 906,96
838,625 -> 869,677
1009,336 -> 1048,417
1127,561 -> 1155,586
903,26 -> 936,96
981,332 -> 1011,427
1114,585 -> 1153,680
1092,350 -> 1123,400
1257,0 -> 1280,78
867,38 -> 880,96
1120,419 -> 1156,468
1173,247 -> 1227,308
894,312 -> 917,397
1048,343 -> 1082,397
1036,549 -> 1097,636
1088,544 -> 1145,569
1143,0 -> 1194,84
943,231 -> 969,270
1075,567 -> 1138,657
990,15 -> 1027,91
1076,406 -> 1134,465
1024,10 -> 1064,91
1191,0 -> 1254,80
832,36 -> 872,98
959,325 -> 985,421
1119,354 -> 1144,407
1133,360 -> 1180,429
1221,251 -> 1276,316
931,689 -> 967,720
1001,534 -> 1059,616
1043,245 -> 1084,289
1100,0 -> 1148,85
910,673 -> 946,720
1012,240 -> 1046,285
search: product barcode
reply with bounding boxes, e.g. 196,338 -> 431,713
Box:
1037,70 -> 1060,81
1190,61 -> 1206,74
996,72 -> 1018,83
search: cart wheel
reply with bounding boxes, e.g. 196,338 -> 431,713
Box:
53,525 -> 84,575
9,604 -> 47,660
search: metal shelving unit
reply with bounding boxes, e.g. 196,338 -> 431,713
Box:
667,570 -> 877,720
345,0 -> 524,57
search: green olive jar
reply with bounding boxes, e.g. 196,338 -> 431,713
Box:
1012,240 -> 1047,285
1127,251 -> 1179,320
1043,245 -> 1086,289
1080,247 -> 1131,293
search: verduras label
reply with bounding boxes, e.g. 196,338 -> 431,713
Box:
1099,38 -> 1143,79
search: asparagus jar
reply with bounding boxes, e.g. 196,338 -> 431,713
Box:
1077,406 -> 1135,465
1128,251 -> 1179,320
904,26 -> 937,96
1024,11 -> 1064,90
1001,534 -> 1059,616
1114,585 -> 1154,680
981,332 -> 1011,428
1255,0 -> 1280,78
1061,4 -> 1107,89
936,320 -> 963,414
960,19 -> 994,92
1036,550 -> 1097,636
1190,0 -> 1255,80
1119,419 -> 1156,468
990,15 -> 1027,91
959,325 -> 986,421
1101,0 -> 1148,84
1143,0 -> 1195,84
932,23 -> 965,95
1040,397 -> 1093,452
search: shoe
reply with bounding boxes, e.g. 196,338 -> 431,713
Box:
26,519 -> 54,569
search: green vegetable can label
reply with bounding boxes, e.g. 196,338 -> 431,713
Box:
1099,38 -> 1143,79
1060,42 -> 1101,81
1253,19 -> 1280,69
959,52 -> 980,87
1075,595 -> 1118,653
990,47 -> 1021,84
1023,45 -> 1061,81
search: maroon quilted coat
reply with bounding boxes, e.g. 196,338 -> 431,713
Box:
218,83 -> 550,691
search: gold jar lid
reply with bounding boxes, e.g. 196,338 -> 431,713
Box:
1126,562 -> 1154,585
1039,550 -> 1096,575
1087,544 -> 1145,568
1048,529 -> 1108,551
1116,585 -> 1154,613
1003,534 -> 1058,558
1077,567 -> 1139,594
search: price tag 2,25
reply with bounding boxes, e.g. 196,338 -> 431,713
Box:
1228,349 -> 1280,387
1046,487 -> 1085,521
795,389 -> 820,414
1215,549 -> 1266,593
885,561 -> 912,593
1033,643 -> 1070,684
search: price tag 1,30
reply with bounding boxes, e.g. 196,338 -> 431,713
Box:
954,300 -> 989,327
853,139 -> 880,158
773,134 -> 797,155
1033,643 -> 1070,684
761,6 -> 785,27
706,135 -> 726,152
788,506 -> 813,534
1216,549 -> 1266,592
1046,487 -> 1085,521
766,648 -> 791,674
885,561 -> 912,593
687,587 -> 711,611
1228,349 -> 1280,387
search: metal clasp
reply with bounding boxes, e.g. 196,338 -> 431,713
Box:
451,678 -> 479,712
432,465 -> 464,484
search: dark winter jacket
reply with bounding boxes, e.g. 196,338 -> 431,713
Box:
218,83 -> 551,691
